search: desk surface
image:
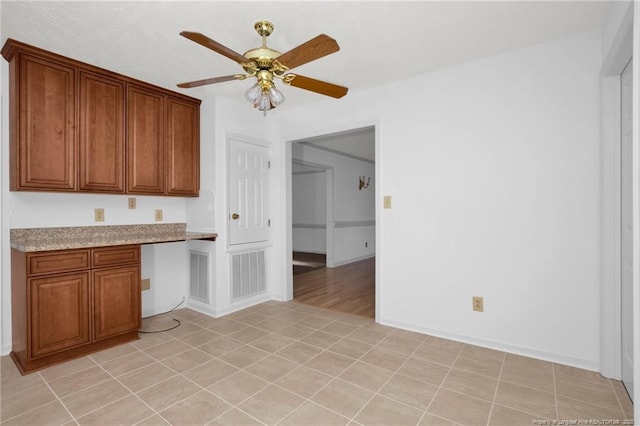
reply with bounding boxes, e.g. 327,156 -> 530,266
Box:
10,223 -> 216,252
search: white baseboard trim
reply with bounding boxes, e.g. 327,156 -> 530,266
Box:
379,317 -> 599,372
332,253 -> 375,268
213,293 -> 273,318
186,299 -> 218,318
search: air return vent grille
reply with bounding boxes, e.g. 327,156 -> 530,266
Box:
189,250 -> 210,303
231,250 -> 266,300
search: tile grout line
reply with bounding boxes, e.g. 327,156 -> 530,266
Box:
608,379 -> 632,419
252,314 -> 395,424
127,330 -> 255,425
73,343 -> 169,424
154,310 -> 353,425
552,362 -> 559,421
415,339 -> 465,425
484,351 -> 507,426
1,371 -> 80,425
344,328 -> 430,424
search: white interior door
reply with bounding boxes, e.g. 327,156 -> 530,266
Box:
621,58 -> 634,401
228,138 -> 269,246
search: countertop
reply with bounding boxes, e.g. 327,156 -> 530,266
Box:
10,223 -> 217,252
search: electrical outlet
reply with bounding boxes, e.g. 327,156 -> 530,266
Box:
384,196 -> 392,209
154,209 -> 163,221
141,278 -> 151,291
473,296 -> 484,312
94,208 -> 104,222
128,197 -> 136,209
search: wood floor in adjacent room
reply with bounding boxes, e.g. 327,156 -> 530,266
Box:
293,253 -> 375,318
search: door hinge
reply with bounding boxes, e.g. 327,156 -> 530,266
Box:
267,160 -> 271,169
268,219 -> 271,227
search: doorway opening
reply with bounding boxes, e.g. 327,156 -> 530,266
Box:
288,126 -> 376,318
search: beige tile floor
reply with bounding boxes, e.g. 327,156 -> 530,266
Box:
0,301 -> 634,425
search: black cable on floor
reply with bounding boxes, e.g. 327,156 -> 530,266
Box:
138,297 -> 185,333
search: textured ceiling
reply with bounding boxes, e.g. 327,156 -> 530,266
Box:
1,1 -> 611,112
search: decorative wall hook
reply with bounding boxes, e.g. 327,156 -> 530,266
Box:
358,176 -> 370,190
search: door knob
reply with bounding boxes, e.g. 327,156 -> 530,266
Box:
231,213 -> 240,220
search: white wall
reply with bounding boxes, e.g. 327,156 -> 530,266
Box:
275,30 -> 602,369
292,171 -> 327,254
292,143 -> 375,266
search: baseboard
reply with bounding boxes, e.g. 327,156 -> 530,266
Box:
332,253 -> 375,267
186,299 -> 218,318
213,293 -> 273,318
379,317 -> 599,372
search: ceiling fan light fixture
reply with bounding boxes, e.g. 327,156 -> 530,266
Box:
254,93 -> 272,116
268,86 -> 285,107
245,83 -> 262,103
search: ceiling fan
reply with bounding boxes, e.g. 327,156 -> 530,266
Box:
177,21 -> 348,115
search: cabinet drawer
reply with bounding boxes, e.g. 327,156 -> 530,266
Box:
92,245 -> 140,268
28,250 -> 90,276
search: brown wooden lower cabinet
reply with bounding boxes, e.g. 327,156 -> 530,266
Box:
11,245 -> 141,374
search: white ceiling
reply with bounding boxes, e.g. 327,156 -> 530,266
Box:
1,1 -> 611,163
1,1 -> 612,112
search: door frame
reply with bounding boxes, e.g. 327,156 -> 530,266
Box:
600,3 -> 633,380
284,121 -> 380,322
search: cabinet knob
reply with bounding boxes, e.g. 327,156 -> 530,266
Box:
231,213 -> 240,220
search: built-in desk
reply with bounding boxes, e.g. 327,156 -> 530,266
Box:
9,223 -> 216,374
10,223 -> 216,252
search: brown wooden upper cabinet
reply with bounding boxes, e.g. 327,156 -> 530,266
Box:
1,39 -> 201,197
166,97 -> 200,196
127,86 -> 166,195
13,53 -> 77,191
80,72 -> 126,193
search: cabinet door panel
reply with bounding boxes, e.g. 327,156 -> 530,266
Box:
166,98 -> 199,196
17,54 -> 76,191
93,266 -> 140,341
30,273 -> 90,358
79,72 -> 125,192
127,86 -> 165,194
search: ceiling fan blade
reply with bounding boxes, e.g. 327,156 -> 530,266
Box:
177,75 -> 242,88
276,34 -> 339,70
284,74 -> 348,98
180,31 -> 248,64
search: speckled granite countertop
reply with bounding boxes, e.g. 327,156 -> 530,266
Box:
10,223 -> 217,252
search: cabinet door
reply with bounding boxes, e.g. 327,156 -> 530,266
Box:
15,54 -> 76,191
127,86 -> 165,194
166,97 -> 199,196
30,272 -> 90,358
79,72 -> 125,192
93,266 -> 140,341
